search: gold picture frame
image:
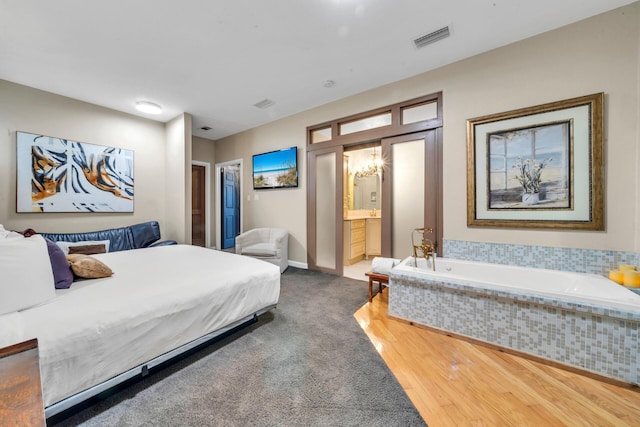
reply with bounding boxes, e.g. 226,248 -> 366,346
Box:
467,93 -> 604,229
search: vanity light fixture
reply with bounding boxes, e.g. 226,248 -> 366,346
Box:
135,101 -> 163,115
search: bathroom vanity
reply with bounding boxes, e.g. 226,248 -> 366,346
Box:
344,211 -> 381,265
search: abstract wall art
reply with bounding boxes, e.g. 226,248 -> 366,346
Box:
17,132 -> 134,213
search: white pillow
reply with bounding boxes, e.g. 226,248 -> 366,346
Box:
0,234 -> 56,315
0,224 -> 23,239
55,240 -> 111,254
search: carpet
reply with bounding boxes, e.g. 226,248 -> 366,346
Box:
50,267 -> 426,426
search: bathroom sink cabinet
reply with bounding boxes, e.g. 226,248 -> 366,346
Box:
344,219 -> 366,265
344,217 -> 381,265
365,218 -> 381,259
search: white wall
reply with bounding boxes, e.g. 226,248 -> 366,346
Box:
215,3 -> 640,264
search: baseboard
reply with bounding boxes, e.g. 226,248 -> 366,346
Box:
288,260 -> 308,269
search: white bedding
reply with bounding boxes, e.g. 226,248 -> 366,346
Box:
0,244 -> 280,407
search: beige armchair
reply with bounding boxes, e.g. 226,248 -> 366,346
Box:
235,228 -> 289,273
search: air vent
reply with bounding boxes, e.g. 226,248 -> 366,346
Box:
200,126 -> 212,131
253,99 -> 276,109
414,26 -> 450,48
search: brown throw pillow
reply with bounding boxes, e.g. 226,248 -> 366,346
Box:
66,254 -> 113,279
68,244 -> 106,255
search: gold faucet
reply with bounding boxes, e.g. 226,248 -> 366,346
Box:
412,227 -> 437,270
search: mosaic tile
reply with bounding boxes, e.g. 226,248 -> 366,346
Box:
389,270 -> 640,385
444,240 -> 640,276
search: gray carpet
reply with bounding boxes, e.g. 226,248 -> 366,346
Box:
50,267 -> 426,426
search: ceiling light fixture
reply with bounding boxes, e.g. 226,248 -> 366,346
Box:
135,101 -> 162,114
355,147 -> 383,178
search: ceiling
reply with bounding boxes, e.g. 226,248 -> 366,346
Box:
0,0 -> 635,140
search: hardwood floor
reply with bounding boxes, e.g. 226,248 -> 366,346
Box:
354,288 -> 640,427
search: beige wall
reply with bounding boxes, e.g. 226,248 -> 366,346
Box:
192,136 -> 216,245
165,113 -> 193,243
215,123 -> 307,261
0,80 -> 172,236
215,3 -> 640,264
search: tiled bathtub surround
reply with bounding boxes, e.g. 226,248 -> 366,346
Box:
389,267 -> 640,385
444,239 -> 640,276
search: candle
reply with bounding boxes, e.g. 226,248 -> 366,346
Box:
619,264 -> 636,271
623,270 -> 640,288
609,270 -> 624,285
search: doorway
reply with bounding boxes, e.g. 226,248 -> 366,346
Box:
306,92 -> 443,278
191,161 -> 211,247
343,144 -> 383,280
215,159 -> 243,251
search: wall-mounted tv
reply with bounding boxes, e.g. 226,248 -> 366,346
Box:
252,146 -> 298,190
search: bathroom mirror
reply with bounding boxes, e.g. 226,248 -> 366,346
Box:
344,146 -> 382,213
353,175 -> 380,210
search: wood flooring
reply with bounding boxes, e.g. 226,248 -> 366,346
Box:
354,288 -> 640,427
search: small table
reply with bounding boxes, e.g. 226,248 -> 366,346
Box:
365,271 -> 389,303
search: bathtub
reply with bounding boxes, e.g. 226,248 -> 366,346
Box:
389,256 -> 640,384
400,256 -> 640,311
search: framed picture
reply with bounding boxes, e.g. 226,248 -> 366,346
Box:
466,93 -> 603,229
17,131 -> 134,213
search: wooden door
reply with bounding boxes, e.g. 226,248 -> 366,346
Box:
191,165 -> 206,247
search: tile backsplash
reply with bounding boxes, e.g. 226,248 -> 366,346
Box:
443,240 -> 640,276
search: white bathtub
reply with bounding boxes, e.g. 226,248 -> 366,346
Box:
398,256 -> 640,312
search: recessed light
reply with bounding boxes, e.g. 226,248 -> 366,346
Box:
323,80 -> 335,88
135,101 -> 162,114
253,99 -> 276,109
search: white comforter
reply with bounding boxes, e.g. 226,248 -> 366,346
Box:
0,244 -> 280,407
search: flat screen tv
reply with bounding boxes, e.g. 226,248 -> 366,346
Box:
252,146 -> 298,190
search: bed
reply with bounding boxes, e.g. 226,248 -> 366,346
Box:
0,242 -> 280,417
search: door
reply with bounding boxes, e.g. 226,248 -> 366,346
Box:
307,145 -> 343,275
191,165 -> 206,247
381,130 -> 442,259
221,166 -> 240,249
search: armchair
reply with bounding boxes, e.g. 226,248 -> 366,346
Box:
235,228 -> 288,273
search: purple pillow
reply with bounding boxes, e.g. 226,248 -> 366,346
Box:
44,238 -> 74,289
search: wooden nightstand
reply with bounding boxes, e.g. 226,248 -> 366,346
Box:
0,339 -> 46,426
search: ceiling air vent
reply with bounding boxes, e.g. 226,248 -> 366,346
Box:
414,26 -> 450,48
253,99 -> 276,109
200,126 -> 212,131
